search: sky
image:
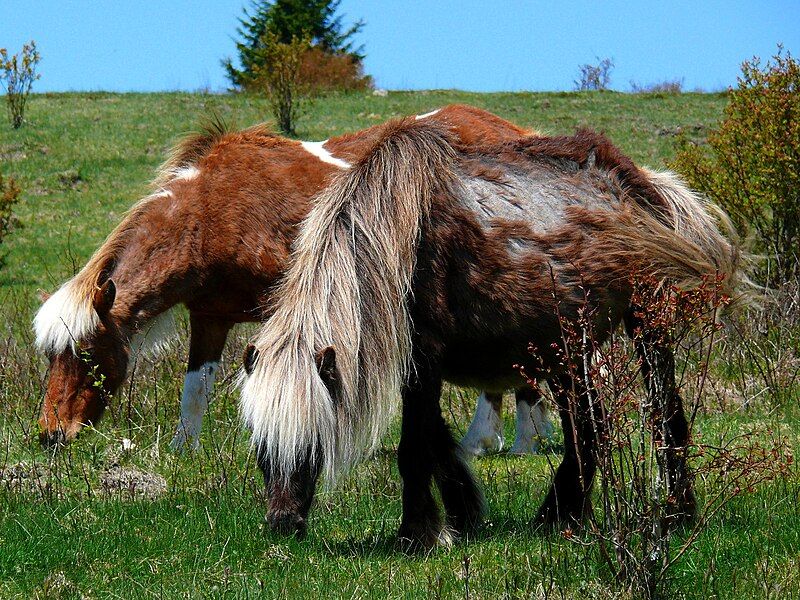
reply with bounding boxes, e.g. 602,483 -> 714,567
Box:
1,1 -> 799,93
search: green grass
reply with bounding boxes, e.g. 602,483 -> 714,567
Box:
1,91 -> 799,599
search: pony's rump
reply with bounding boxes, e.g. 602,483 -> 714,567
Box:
240,118 -> 460,483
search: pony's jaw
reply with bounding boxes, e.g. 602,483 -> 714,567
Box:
38,352 -> 113,448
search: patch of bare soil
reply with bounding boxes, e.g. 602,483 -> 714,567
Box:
100,465 -> 167,500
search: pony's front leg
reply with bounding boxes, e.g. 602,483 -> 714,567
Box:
259,450 -> 320,537
397,366 -> 448,550
170,316 -> 231,451
536,373 -> 601,526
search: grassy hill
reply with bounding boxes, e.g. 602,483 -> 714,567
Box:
1,91 -> 798,599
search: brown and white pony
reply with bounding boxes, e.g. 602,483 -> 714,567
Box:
33,104 -> 550,453
240,117 -> 740,548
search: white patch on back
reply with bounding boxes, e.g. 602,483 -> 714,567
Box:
509,395 -> 554,455
300,140 -> 351,169
461,392 -> 504,456
415,109 -> 441,120
34,280 -> 98,355
171,361 -> 218,450
170,166 -> 200,181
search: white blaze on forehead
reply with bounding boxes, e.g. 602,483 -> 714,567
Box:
415,109 -> 441,120
34,280 -> 98,354
300,140 -> 351,169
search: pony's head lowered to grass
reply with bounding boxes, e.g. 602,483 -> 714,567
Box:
239,118 -> 458,484
30,126 -> 221,446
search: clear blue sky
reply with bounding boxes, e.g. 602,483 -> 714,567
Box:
2,1 -> 799,93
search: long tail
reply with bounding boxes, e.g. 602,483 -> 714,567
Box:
639,167 -> 744,298
240,118 -> 458,484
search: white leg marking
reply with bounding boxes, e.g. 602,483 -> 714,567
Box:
170,362 -> 218,450
510,395 -> 554,455
300,140 -> 352,169
415,108 -> 441,120
461,392 -> 504,456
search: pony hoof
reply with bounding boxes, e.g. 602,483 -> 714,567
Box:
39,429 -> 66,450
266,511 -> 307,538
169,430 -> 200,453
508,442 -> 541,456
397,521 -> 445,552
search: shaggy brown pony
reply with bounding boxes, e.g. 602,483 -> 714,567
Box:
240,117 -> 740,549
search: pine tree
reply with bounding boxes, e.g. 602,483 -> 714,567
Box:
222,0 -> 364,90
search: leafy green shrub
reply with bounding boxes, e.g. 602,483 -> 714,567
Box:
0,41 -> 41,129
671,47 -> 800,285
252,33 -> 311,135
0,171 -> 21,266
299,46 -> 372,93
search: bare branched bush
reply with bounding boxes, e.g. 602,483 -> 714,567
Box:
0,41 -> 41,129
252,33 -> 311,136
530,276 -> 793,599
672,46 -> 800,286
721,280 -> 800,409
575,57 -> 614,91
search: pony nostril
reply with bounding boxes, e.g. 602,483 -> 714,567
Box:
39,429 -> 66,450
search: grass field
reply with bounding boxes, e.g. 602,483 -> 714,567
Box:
1,91 -> 798,599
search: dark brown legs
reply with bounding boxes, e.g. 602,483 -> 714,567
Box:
536,372 -> 602,525
628,312 -> 696,523
398,361 -> 485,549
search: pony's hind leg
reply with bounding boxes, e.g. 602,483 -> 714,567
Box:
461,392 -> 504,455
510,386 -> 554,455
170,316 -> 231,451
535,372 -> 602,526
626,310 -> 696,525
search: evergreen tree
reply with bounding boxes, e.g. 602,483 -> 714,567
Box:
223,0 -> 364,90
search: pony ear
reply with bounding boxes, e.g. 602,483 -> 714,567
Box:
243,344 -> 260,375
92,278 -> 116,316
315,345 -> 338,389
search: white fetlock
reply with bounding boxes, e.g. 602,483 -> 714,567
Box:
461,392 -> 504,456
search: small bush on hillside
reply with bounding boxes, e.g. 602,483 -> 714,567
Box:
0,172 -> 21,267
0,41 -> 41,129
299,46 -> 372,93
252,33 -> 311,135
671,47 -> 800,286
575,57 -> 614,91
630,78 -> 683,94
